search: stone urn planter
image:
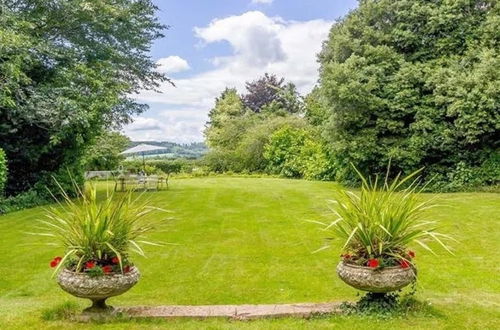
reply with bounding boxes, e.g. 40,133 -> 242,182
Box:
336,262 -> 416,293
57,267 -> 140,312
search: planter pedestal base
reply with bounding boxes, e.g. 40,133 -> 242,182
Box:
84,298 -> 114,313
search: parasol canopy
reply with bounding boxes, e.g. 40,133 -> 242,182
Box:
121,144 -> 167,171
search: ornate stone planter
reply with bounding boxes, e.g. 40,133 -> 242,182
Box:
57,267 -> 140,312
336,262 -> 416,293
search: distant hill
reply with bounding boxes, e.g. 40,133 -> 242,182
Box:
128,141 -> 207,159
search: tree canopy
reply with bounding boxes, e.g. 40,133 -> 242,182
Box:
83,131 -> 130,171
0,0 -> 167,196
202,1 -> 498,190
203,73 -> 331,177
318,0 -> 499,186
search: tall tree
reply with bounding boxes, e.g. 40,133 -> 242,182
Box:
242,73 -> 303,114
0,0 -> 167,196
319,0 -> 499,185
243,73 -> 284,113
204,88 -> 246,149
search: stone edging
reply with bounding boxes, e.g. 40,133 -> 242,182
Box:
115,302 -> 343,320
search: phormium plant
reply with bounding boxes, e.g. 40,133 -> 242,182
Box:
34,182 -> 166,276
314,163 -> 455,269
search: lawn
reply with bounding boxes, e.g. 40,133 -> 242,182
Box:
0,177 -> 499,329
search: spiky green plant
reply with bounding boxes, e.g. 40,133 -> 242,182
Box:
35,182 -> 165,275
314,164 -> 454,267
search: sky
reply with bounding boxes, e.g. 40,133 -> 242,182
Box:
123,0 -> 359,143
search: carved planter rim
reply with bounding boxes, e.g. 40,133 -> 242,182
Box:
336,261 -> 416,293
339,262 -> 411,271
59,266 -> 138,276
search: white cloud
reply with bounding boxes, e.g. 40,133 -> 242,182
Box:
124,114 -> 206,143
127,11 -> 333,142
195,11 -> 286,67
156,56 -> 190,74
251,0 -> 274,4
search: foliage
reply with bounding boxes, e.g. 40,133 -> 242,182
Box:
264,125 -> 332,180
202,149 -> 242,173
315,165 -> 454,267
304,87 -> 330,127
121,160 -> 159,175
0,148 -> 7,196
204,89 -> 250,149
0,189 -> 46,214
243,73 -> 303,114
203,73 -> 310,175
264,126 -> 310,178
318,0 -> 500,188
428,152 -> 500,192
146,160 -> 183,176
0,0 -> 167,198
235,116 -> 309,173
121,158 -> 199,176
83,131 -> 130,171
36,183 -> 165,274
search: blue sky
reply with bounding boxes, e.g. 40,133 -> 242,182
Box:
124,0 -> 358,142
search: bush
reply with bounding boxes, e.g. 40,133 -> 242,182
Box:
426,152 -> 500,192
121,160 -> 161,175
0,148 -> 7,196
0,189 -> 48,214
263,125 -> 333,179
121,159 -> 199,177
0,166 -> 83,214
202,149 -> 242,173
146,160 -> 183,176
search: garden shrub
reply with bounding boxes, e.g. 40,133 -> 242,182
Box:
121,158 -> 201,177
0,163 -> 82,214
0,189 -> 47,214
202,149 -> 242,173
146,160 -> 183,176
264,125 -> 333,179
121,160 -> 161,175
427,152 -> 500,192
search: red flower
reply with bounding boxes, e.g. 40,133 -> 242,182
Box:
343,254 -> 351,259
102,265 -> 113,274
408,250 -> 415,258
367,259 -> 379,268
85,261 -> 95,269
111,257 -> 119,264
124,265 -> 131,273
50,256 -> 62,268
400,259 -> 411,269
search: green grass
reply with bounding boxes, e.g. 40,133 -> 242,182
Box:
0,177 -> 499,329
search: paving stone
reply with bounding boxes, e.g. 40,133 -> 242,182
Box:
118,302 -> 343,320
